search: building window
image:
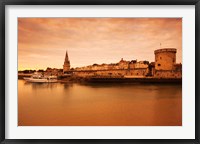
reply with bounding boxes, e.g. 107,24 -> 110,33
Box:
158,64 -> 161,66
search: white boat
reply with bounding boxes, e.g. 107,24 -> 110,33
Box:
23,72 -> 57,83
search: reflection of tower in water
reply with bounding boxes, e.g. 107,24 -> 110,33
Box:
152,84 -> 182,126
62,83 -> 73,89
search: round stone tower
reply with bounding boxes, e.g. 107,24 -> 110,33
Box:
154,48 -> 176,70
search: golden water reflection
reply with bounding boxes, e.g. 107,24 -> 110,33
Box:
18,80 -> 182,126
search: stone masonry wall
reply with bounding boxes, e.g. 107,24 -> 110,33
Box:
155,50 -> 176,70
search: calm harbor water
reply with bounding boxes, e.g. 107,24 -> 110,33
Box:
18,80 -> 182,126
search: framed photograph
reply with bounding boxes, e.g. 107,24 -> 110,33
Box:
0,0 -> 199,143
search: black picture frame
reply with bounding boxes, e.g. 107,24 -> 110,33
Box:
0,0 -> 199,143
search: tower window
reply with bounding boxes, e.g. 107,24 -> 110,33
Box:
158,64 -> 161,66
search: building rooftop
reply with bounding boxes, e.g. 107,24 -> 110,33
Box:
154,48 -> 177,54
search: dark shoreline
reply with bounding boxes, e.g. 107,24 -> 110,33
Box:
18,74 -> 182,84
84,77 -> 182,84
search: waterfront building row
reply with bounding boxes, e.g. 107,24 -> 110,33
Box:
19,48 -> 182,79
67,48 -> 182,79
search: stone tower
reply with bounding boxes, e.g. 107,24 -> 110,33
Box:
154,48 -> 176,70
63,50 -> 70,73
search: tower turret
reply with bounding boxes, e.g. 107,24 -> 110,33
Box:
154,48 -> 176,71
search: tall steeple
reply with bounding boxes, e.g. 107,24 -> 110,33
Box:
64,50 -> 69,63
63,50 -> 70,73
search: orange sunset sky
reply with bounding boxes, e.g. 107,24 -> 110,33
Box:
18,18 -> 182,71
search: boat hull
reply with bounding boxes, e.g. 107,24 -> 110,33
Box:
23,77 -> 57,83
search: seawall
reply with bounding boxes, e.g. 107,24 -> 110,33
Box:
85,77 -> 182,84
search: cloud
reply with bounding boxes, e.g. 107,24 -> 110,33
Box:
18,18 -> 182,70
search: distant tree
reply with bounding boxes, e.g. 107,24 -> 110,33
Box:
144,61 -> 149,64
46,67 -> 52,71
22,70 -> 30,73
20,69 -> 35,73
29,70 -> 36,73
38,69 -> 44,72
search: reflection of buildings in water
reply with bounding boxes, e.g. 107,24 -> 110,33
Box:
24,81 -> 58,90
152,85 -> 182,125
23,80 -> 73,90
62,83 -> 73,89
154,84 -> 182,99
77,82 -> 139,89
60,83 -> 75,105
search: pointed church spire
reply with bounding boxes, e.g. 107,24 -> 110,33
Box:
63,50 -> 70,73
65,50 -> 69,63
